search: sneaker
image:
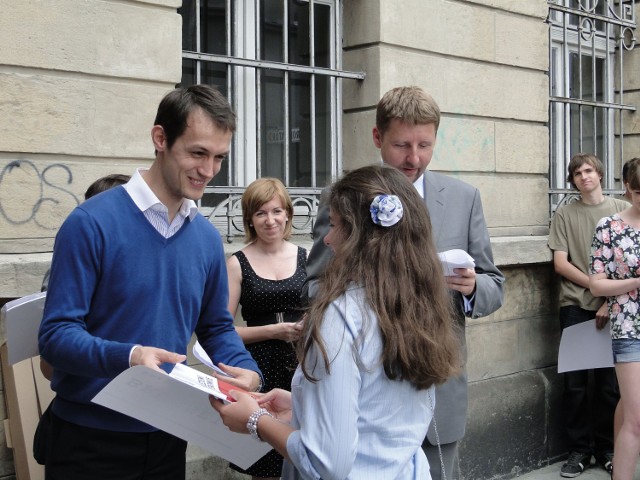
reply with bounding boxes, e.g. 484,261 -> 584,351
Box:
560,451 -> 592,478
595,452 -> 613,473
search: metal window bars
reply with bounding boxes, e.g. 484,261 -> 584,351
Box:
180,0 -> 364,239
548,0 -> 636,216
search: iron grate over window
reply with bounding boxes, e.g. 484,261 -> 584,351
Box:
179,0 -> 365,240
547,0 -> 636,216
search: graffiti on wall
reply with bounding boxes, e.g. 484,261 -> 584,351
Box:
0,159 -> 80,230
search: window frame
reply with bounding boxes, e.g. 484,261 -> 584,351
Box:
179,0 -> 365,239
547,0 -> 637,214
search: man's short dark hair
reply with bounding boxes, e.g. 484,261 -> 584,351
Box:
84,174 -> 130,200
154,85 -> 237,149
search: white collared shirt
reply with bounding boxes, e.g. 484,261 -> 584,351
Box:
123,168 -> 198,239
413,174 -> 425,198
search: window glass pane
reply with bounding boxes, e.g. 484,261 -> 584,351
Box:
314,74 -> 332,187
313,3 -> 331,68
568,53 -> 604,101
569,105 -> 606,160
179,0 -> 227,54
181,0 -> 341,192
260,71 -> 327,187
180,0 -> 198,51
261,70 -> 286,178
262,1 -> 284,62
566,0 -> 605,30
288,1 -> 309,66
180,59 -> 229,90
289,72 -> 311,186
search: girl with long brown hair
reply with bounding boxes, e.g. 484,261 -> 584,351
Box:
212,165 -> 460,479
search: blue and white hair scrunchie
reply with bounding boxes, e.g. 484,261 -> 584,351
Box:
370,194 -> 403,227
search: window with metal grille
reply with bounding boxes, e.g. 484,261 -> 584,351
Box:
548,0 -> 636,213
179,0 -> 364,240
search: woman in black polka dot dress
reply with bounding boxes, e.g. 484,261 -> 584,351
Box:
226,178 -> 307,480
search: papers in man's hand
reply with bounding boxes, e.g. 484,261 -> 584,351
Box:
0,291 -> 46,364
438,249 -> 475,276
93,364 -> 270,469
558,319 -> 614,373
167,363 -> 239,402
193,341 -> 233,377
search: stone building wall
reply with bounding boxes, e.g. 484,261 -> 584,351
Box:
0,0 -> 181,257
2,1 -> 640,479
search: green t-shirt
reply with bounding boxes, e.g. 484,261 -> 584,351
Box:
548,196 -> 629,310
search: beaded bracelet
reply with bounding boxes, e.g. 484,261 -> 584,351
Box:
247,408 -> 273,441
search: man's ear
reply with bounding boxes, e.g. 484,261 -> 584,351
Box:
151,125 -> 167,152
372,126 -> 382,148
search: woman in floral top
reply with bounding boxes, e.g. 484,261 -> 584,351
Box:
590,158 -> 640,480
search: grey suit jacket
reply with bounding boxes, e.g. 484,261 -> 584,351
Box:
303,170 -> 505,444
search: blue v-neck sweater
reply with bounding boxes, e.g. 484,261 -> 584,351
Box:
39,187 -> 259,432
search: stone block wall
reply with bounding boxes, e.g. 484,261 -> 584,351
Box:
461,265 -> 565,479
0,0 -> 181,254
0,1 -> 182,477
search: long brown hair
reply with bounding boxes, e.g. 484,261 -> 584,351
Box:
299,165 -> 460,390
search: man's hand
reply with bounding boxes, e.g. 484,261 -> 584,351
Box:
445,268 -> 477,297
595,302 -> 610,330
214,363 -> 262,392
130,346 -> 186,372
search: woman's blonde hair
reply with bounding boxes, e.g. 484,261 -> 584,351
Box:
241,178 -> 294,243
298,165 -> 460,390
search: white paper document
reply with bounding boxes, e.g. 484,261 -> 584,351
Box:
438,249 -> 475,276
0,291 -> 46,365
558,319 -> 614,373
93,364 -> 271,469
192,341 -> 233,377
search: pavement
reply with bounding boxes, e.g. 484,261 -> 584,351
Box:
515,458 -> 640,480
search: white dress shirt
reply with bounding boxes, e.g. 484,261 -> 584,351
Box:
123,168 -> 198,238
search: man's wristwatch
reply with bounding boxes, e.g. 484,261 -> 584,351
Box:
246,408 -> 273,441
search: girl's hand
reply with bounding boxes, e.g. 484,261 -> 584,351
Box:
209,390 -> 260,434
258,388 -> 293,423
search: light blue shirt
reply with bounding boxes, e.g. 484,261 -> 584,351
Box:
282,285 -> 434,480
123,167 -> 198,238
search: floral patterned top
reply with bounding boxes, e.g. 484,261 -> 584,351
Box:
591,214 -> 640,339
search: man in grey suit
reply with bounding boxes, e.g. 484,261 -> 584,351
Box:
303,86 -> 504,480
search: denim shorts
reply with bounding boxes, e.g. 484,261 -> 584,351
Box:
612,337 -> 640,363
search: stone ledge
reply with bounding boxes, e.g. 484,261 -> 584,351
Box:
0,235 -> 549,299
0,253 -> 51,298
491,235 -> 551,267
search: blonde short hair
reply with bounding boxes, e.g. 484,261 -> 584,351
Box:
241,178 -> 294,243
376,86 -> 441,137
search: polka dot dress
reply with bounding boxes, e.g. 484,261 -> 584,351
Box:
229,246 -> 307,478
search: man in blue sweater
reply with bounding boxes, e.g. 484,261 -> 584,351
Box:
38,85 -> 262,480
